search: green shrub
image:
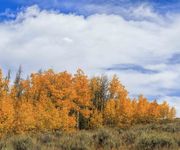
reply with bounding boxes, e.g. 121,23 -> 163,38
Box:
11,135 -> 34,150
37,133 -> 55,144
136,132 -> 178,150
93,128 -> 121,150
121,130 -> 136,144
54,131 -> 62,138
58,131 -> 94,150
130,124 -> 154,134
173,133 -> 180,147
139,122 -> 180,133
161,123 -> 180,133
0,141 -> 5,150
114,127 -> 128,134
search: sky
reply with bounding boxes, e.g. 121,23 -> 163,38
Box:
0,0 -> 180,116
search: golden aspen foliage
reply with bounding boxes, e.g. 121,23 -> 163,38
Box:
89,109 -> 103,129
168,107 -> 176,120
135,95 -> 150,123
0,70 -> 15,136
90,76 -> 109,113
73,69 -> 92,109
90,77 -> 102,110
0,96 -> 15,137
106,75 -> 133,127
73,69 -> 92,129
104,99 -> 117,126
59,107 -> 76,131
131,98 -> 138,124
160,101 -> 170,119
35,99 -> 61,132
109,75 -> 128,99
14,100 -> 35,133
0,67 -> 176,136
0,73 -> 3,96
147,100 -> 161,122
116,98 -> 133,127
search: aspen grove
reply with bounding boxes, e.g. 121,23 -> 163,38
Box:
0,67 -> 176,137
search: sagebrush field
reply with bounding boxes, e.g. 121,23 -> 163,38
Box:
0,119 -> 179,150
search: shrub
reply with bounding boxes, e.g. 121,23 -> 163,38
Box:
58,131 -> 94,150
114,127 -> 128,134
0,141 -> 5,150
121,130 -> 136,144
37,133 -> 54,144
173,133 -> 180,147
93,128 -> 121,150
11,135 -> 34,150
136,132 -> 178,150
136,122 -> 180,133
54,131 -> 63,138
161,123 -> 180,133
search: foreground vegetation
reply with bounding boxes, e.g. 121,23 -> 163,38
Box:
0,119 -> 179,150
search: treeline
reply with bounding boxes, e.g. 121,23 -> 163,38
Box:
0,67 -> 176,137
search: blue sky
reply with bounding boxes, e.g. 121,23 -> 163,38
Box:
1,0 -> 180,18
0,0 -> 180,116
0,0 -> 180,10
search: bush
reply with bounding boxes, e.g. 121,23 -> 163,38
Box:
121,130 -> 136,144
161,123 -> 180,133
173,133 -> 180,147
58,131 -> 94,150
136,132 -> 178,150
0,141 -> 5,150
93,128 -> 121,150
114,127 -> 128,134
37,133 -> 54,144
135,122 -> 180,133
11,135 -> 34,150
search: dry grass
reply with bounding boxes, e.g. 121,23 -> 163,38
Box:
0,119 -> 179,150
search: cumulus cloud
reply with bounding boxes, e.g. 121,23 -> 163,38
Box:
0,5 -> 180,116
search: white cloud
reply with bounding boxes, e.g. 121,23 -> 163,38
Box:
128,3 -> 161,22
0,5 -> 180,116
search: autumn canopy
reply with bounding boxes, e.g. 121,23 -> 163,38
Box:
0,68 -> 176,137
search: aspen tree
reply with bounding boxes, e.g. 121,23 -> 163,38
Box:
73,69 -> 92,129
